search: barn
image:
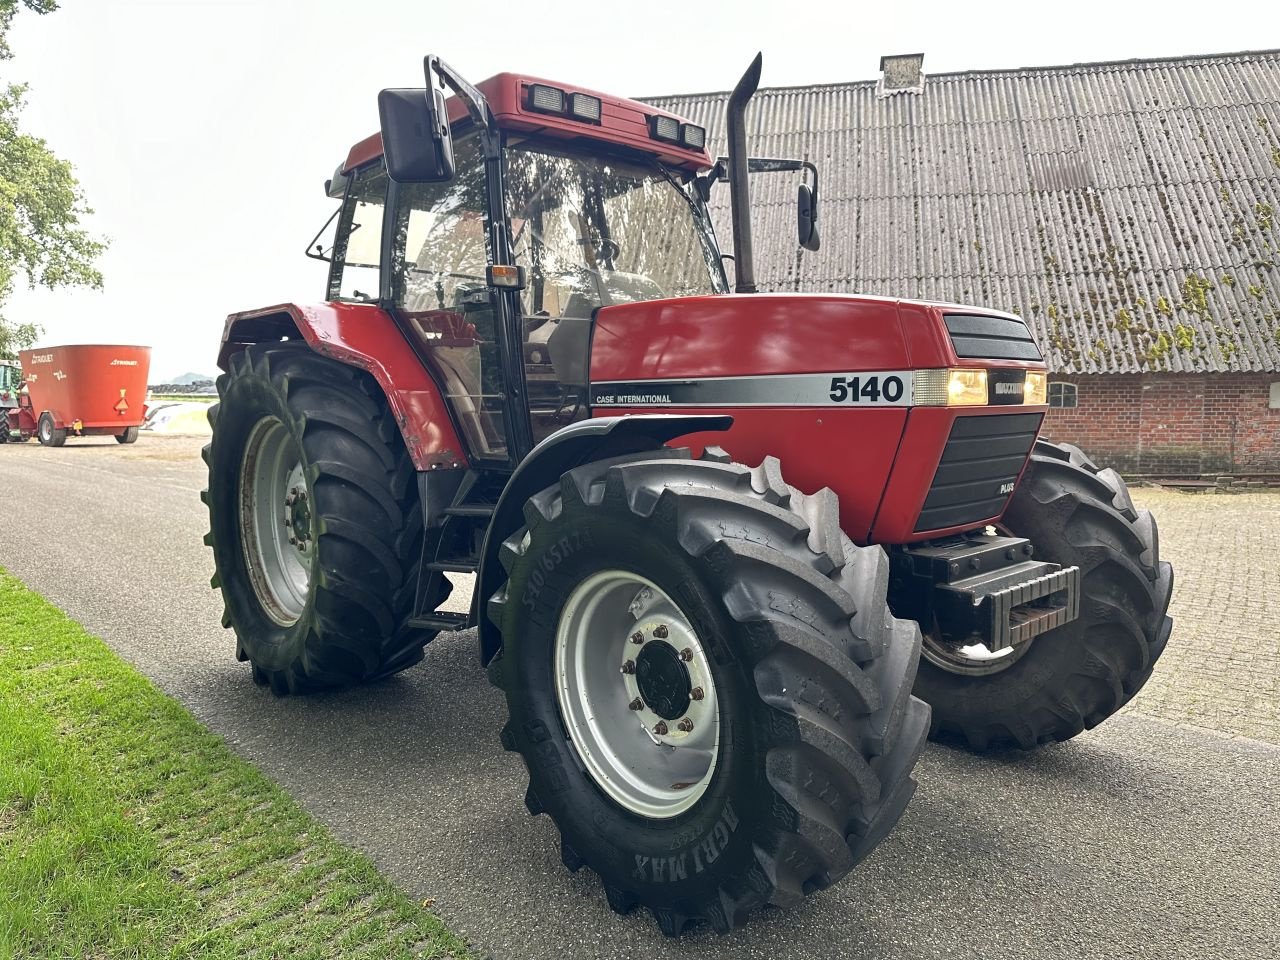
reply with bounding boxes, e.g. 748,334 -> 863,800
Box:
645,49 -> 1280,475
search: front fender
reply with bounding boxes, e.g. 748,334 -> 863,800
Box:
476,413 -> 732,667
218,302 -> 467,470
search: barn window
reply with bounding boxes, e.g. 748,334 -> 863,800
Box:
1048,382 -> 1078,408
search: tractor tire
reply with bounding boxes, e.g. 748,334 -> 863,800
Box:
488,448 -> 929,935
37,413 -> 66,447
116,426 -> 140,444
202,341 -> 445,694
914,439 -> 1174,751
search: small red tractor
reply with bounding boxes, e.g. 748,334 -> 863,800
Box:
1,345 -> 150,446
204,55 -> 1174,934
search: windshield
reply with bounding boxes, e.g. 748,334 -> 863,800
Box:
503,141 -> 725,317
386,137 -> 727,459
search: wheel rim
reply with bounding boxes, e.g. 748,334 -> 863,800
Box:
555,570 -> 720,819
239,417 -> 314,626
920,626 -> 1032,675
39,418 -> 50,442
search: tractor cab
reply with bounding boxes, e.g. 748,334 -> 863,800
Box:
0,359 -> 20,405
0,360 -> 20,440
308,61 -> 814,464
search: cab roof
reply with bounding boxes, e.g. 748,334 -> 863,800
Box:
343,72 -> 712,175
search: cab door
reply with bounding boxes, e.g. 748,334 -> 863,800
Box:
384,136 -> 513,464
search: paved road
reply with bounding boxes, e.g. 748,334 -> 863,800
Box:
2,435 -> 1277,960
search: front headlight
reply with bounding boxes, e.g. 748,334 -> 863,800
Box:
947,369 -> 989,406
1024,371 -> 1047,405
915,368 -> 988,406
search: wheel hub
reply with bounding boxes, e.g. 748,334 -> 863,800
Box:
635,640 -> 691,720
285,483 -> 312,550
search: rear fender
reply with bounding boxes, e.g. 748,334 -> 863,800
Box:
218,302 -> 467,470
476,413 -> 732,667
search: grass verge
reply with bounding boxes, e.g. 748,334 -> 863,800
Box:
0,568 -> 469,959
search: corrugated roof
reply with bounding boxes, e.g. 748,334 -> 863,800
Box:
644,50 -> 1280,374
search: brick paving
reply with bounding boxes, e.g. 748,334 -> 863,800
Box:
1124,488 -> 1280,743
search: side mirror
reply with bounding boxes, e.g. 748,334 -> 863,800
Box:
797,182 -> 820,251
324,163 -> 350,199
377,60 -> 455,183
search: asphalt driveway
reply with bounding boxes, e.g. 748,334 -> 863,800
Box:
1,435 -> 1276,959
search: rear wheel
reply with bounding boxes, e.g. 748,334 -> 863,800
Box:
914,439 -> 1174,750
37,413 -> 66,447
202,341 -> 443,694
489,448 -> 929,934
116,426 -> 140,444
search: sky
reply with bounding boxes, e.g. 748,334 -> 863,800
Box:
6,0 -> 1276,379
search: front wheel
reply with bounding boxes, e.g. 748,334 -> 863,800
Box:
914,439 -> 1174,751
489,448 -> 929,935
116,426 -> 139,444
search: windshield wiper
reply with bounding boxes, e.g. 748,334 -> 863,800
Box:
656,163 -> 704,216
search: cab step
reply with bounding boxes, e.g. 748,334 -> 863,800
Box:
443,504 -> 494,518
408,611 -> 472,632
426,560 -> 479,574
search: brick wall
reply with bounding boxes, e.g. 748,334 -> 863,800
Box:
1042,373 -> 1280,475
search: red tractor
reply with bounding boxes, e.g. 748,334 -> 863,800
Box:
204,55 -> 1173,935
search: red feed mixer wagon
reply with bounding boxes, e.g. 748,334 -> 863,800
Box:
3,344 -> 151,446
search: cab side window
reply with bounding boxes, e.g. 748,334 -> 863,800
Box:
328,164 -> 388,303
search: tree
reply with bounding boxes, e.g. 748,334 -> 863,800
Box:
0,1 -> 105,358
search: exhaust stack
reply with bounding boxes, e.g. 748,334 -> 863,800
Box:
727,53 -> 762,294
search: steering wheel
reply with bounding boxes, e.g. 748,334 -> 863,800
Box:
597,238 -> 621,261
577,236 -> 621,261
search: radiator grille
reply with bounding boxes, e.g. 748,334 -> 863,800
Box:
915,412 -> 1043,532
945,314 -> 1042,361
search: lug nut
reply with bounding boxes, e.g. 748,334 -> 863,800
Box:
680,647 -> 694,662
628,697 -> 643,711
652,721 -> 668,736
285,495 -> 295,506
298,540 -> 307,552
291,486 -> 299,495
621,660 -> 636,675
283,518 -> 292,527
1023,543 -> 1034,557
1006,548 -> 1017,561
289,536 -> 297,545
630,632 -> 645,645
297,490 -> 307,502
691,687 -> 705,701
677,718 -> 694,733
653,625 -> 669,639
